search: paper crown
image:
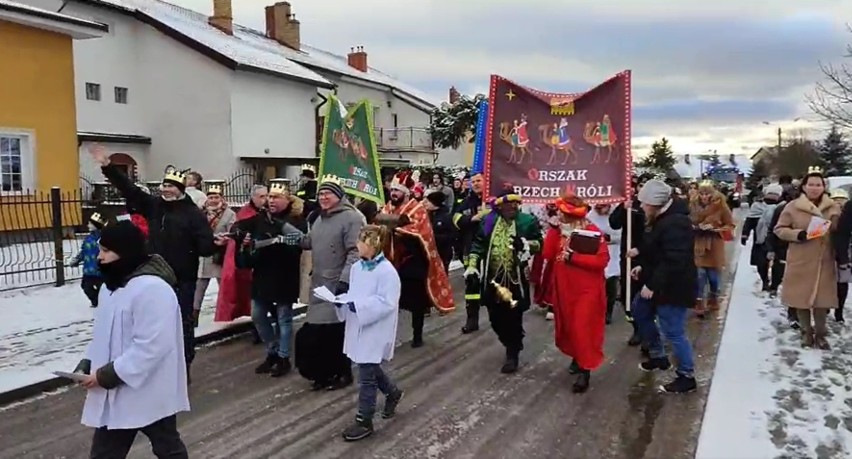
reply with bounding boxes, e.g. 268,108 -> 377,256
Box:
550,97 -> 575,116
699,179 -> 715,188
205,181 -> 224,195
163,166 -> 187,184
321,174 -> 341,185
89,212 -> 106,226
268,179 -> 290,195
807,166 -> 824,175
301,163 -> 316,173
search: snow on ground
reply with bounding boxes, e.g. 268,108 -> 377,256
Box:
0,278 -> 248,394
0,239 -> 85,290
697,244 -> 851,459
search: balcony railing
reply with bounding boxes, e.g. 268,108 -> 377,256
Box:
374,127 -> 434,151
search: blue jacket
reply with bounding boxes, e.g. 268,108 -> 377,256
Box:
72,231 -> 101,277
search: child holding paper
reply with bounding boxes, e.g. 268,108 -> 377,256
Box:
333,225 -> 404,442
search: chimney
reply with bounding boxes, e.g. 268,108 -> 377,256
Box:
265,2 -> 300,50
209,0 -> 233,35
449,86 -> 461,104
347,46 -> 368,72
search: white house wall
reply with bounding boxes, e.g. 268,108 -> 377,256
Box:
230,72 -> 316,160
78,142 -> 149,185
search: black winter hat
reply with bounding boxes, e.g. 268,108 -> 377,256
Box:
98,221 -> 148,261
426,191 -> 446,208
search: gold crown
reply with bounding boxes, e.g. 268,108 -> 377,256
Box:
699,179 -> 715,188
550,97 -> 575,116
163,166 -> 187,183
90,212 -> 106,225
807,166 -> 824,175
269,179 -> 290,196
206,183 -> 223,195
301,163 -> 316,173
321,174 -> 341,185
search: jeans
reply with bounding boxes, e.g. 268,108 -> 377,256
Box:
632,297 -> 695,378
357,363 -> 399,419
89,415 -> 187,459
175,281 -> 196,366
696,267 -> 720,300
251,299 -> 293,358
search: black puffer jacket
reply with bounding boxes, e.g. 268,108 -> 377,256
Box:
101,165 -> 215,282
638,198 -> 697,307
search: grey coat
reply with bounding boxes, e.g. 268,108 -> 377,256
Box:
198,207 -> 236,279
302,200 -> 366,323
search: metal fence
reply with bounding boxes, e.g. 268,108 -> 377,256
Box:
374,127 -> 434,150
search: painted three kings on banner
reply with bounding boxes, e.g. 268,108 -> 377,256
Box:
317,71 -> 632,204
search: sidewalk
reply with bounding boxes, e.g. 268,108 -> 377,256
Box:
0,279 -> 247,395
696,244 -> 851,458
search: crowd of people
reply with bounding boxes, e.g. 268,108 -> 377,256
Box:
69,141 -> 851,457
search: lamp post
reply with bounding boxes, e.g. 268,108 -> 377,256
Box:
763,118 -> 802,153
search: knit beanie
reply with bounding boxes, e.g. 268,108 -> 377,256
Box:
764,184 -> 783,197
426,190 -> 446,208
318,180 -> 344,199
637,179 -> 672,206
99,221 -> 148,261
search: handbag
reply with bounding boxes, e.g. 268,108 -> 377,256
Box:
719,228 -> 734,242
569,229 -> 602,255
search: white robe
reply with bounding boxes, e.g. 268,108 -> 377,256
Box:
81,275 -> 190,429
335,258 -> 401,364
587,211 -> 622,279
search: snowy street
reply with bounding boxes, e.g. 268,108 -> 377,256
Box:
697,244 -> 852,459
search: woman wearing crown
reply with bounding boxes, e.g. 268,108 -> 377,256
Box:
193,183 -> 236,324
689,180 -> 734,316
540,194 -> 609,393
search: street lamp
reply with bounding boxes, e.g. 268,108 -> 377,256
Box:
763,118 -> 803,153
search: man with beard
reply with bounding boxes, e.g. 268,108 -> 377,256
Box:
453,171 -> 487,333
378,171 -> 454,348
466,188 -> 542,373
428,171 -> 455,210
236,180 -> 306,377
88,145 -> 214,382
451,176 -> 467,214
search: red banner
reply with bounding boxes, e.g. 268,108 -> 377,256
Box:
483,71 -> 632,204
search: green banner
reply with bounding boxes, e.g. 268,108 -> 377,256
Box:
317,95 -> 385,204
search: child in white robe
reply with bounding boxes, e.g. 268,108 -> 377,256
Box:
335,224 -> 404,441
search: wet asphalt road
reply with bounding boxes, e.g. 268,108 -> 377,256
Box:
0,219 -> 742,459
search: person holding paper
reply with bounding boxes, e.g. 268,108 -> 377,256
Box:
333,225 -> 405,441
541,194 -> 609,393
775,167 -> 840,350
830,188 -> 850,323
72,221 -> 189,458
689,180 -> 734,317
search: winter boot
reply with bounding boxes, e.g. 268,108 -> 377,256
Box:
382,389 -> 405,419
327,371 -> 354,391
572,370 -> 591,393
461,305 -> 480,334
708,296 -> 720,311
270,357 -> 291,378
659,374 -> 697,394
568,359 -> 581,375
342,415 -> 374,442
639,357 -> 672,372
694,299 -> 706,319
250,327 -> 262,345
254,354 -> 276,374
815,334 -> 831,350
835,308 -> 845,323
501,348 -> 519,374
801,331 -> 815,348
627,322 -> 641,347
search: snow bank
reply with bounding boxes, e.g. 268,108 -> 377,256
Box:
696,245 -> 851,458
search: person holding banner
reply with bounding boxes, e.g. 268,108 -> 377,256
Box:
541,194 -> 609,393
453,172 -> 487,334
466,189 -> 542,374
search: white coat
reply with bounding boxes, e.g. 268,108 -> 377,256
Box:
81,257 -> 190,430
588,210 -> 622,279
335,256 -> 401,364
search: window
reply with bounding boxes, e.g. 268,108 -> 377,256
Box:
392,113 -> 399,128
114,87 -> 128,104
85,83 -> 101,101
0,133 -> 33,193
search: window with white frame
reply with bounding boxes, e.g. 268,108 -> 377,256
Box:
0,133 -> 33,193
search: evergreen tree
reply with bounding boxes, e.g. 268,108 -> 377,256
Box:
429,94 -> 487,149
637,137 -> 677,173
747,158 -> 771,189
818,125 -> 852,176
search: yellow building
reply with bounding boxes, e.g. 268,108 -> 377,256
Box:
0,0 -> 106,231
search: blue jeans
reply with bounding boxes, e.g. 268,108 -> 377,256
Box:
357,363 -> 399,419
696,267 -> 720,300
251,299 -> 293,358
632,296 -> 695,378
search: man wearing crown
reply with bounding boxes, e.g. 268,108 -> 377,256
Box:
88,144 -> 216,382
377,171 -> 454,348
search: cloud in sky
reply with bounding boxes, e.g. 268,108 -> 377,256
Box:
169,0 -> 852,155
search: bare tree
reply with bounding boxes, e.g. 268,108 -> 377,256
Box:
808,26 -> 852,130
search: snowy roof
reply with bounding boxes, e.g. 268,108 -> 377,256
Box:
0,0 -> 109,36
674,154 -> 753,179
78,0 -> 439,108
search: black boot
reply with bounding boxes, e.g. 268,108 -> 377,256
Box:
500,348 -> 519,374
382,389 -> 405,419
639,357 -> 672,372
627,325 -> 642,347
836,308 -> 845,323
572,370 -> 590,393
461,306 -> 480,334
270,357 -> 291,378
327,371 -> 354,391
412,312 -> 425,348
254,354 -> 276,374
568,359 -> 581,375
342,415 -> 374,442
251,327 -> 262,345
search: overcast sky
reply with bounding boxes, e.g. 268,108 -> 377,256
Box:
172,0 -> 851,156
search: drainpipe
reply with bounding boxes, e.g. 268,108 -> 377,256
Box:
57,0 -> 70,13
315,92 -> 328,156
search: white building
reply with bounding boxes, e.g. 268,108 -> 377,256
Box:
18,0 -> 444,187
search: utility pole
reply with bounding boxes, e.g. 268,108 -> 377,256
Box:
777,126 -> 782,154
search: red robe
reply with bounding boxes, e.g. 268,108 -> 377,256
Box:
541,223 -> 609,370
214,204 -> 257,322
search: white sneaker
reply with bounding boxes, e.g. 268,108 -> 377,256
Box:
545,311 -> 554,321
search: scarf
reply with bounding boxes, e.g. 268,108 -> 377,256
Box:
206,203 -> 226,229
99,255 -> 148,291
359,253 -> 386,271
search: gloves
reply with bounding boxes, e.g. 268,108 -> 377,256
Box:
797,230 -> 807,242
283,233 -> 302,246
73,359 -> 92,375
512,236 -> 525,252
464,266 -> 480,278
766,252 -> 775,261
741,236 -> 748,246
334,282 -> 349,295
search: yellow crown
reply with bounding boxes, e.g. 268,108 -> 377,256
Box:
807,166 -> 824,175
163,166 -> 187,184
268,179 -> 290,196
699,179 -> 715,188
90,212 -> 106,225
550,97 -> 575,116
321,174 -> 341,185
205,183 -> 223,195
301,163 -> 316,173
